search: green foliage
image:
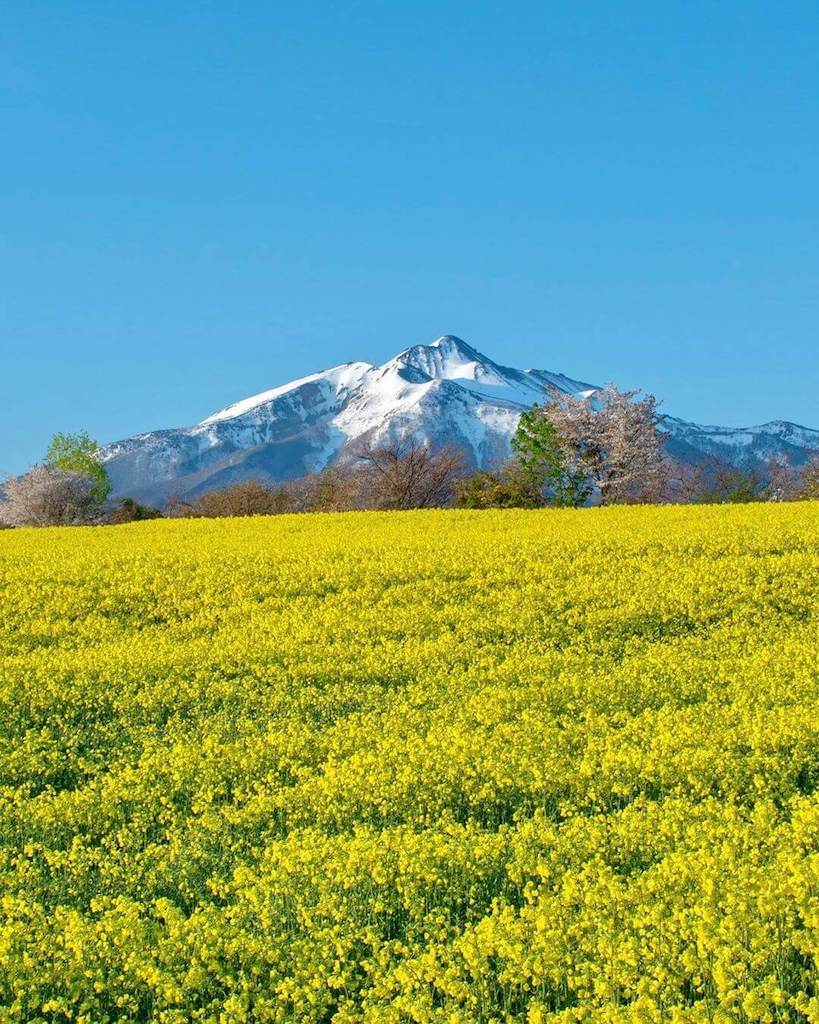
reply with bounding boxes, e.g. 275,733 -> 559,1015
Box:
721,477 -> 764,504
44,431 -> 111,503
455,463 -> 542,509
697,463 -> 765,504
511,404 -> 591,507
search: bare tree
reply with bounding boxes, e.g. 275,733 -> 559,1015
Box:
673,456 -> 766,504
800,456 -> 819,500
164,492 -> 196,518
662,459 -> 700,505
353,438 -> 467,510
164,467 -> 367,519
0,467 -> 103,527
284,466 -> 364,513
763,455 -> 800,502
650,455 -> 709,505
544,384 -> 668,504
165,480 -> 292,518
164,447 -> 466,517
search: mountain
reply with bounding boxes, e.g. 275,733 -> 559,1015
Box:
101,335 -> 819,502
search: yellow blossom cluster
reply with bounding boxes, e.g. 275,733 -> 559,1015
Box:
1,504 -> 819,1023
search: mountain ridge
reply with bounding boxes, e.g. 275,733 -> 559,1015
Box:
100,335 -> 819,503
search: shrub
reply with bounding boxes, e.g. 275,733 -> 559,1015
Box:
105,497 -> 163,524
692,461 -> 766,504
166,480 -> 292,518
456,461 -> 543,509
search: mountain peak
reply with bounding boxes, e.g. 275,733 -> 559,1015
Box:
428,335 -> 489,361
392,335 -> 503,384
429,334 -> 474,351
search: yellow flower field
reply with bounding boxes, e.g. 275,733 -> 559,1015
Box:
1,504 -> 819,1023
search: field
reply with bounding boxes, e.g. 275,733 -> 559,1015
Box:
1,505 -> 819,1023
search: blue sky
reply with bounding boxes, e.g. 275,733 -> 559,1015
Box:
1,1 -> 818,475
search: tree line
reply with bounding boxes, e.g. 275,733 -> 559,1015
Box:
2,385 -> 818,527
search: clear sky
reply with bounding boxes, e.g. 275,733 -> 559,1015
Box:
1,1 -> 818,475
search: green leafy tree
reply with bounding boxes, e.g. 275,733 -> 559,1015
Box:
44,431 -> 111,503
511,404 -> 591,507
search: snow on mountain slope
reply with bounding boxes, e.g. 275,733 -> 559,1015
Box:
201,362 -> 373,425
100,335 -> 819,503
663,415 -> 819,470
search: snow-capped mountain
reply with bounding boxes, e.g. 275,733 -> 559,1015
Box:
101,335 -> 819,502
